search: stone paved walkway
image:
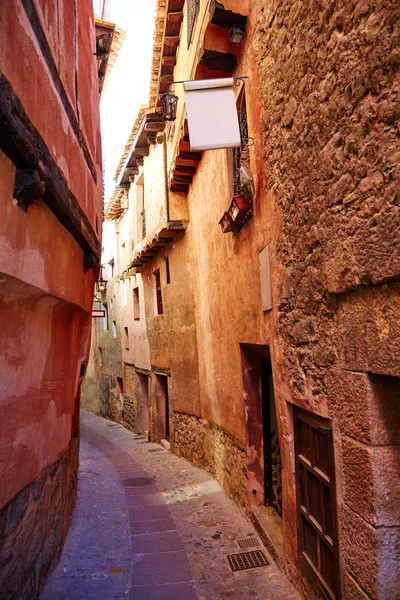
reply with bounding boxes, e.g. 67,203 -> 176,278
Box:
40,410 -> 300,600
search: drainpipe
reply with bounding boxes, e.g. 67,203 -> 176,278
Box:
163,130 -> 170,223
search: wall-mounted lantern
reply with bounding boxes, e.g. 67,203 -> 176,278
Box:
219,211 -> 235,234
161,88 -> 179,121
228,193 -> 250,222
96,276 -> 107,293
230,26 -> 245,44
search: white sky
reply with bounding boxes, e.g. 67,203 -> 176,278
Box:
94,0 -> 157,200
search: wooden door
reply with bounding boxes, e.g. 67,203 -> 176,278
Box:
294,408 -> 341,600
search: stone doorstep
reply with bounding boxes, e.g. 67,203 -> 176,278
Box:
250,505 -> 284,568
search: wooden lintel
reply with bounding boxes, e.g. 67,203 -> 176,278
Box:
167,11 -> 184,23
199,49 -> 238,73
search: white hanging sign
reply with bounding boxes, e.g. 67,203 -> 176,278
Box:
184,78 -> 241,151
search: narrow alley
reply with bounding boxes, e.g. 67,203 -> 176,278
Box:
40,410 -> 299,600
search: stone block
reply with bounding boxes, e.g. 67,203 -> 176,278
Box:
325,369 -> 400,445
344,572 -> 371,600
341,436 -> 375,526
340,503 -> 377,598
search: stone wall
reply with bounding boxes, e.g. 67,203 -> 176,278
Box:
0,439 -> 79,599
122,393 -> 136,432
171,412 -> 248,506
252,1 -> 400,597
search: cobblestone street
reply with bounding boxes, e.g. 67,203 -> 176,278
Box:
40,410 -> 300,600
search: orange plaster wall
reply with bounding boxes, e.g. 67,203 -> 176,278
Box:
0,148 -> 96,510
0,0 -> 102,233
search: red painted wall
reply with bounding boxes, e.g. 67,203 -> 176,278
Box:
0,0 -> 102,510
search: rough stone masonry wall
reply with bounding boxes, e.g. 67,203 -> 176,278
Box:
171,412 -> 248,506
253,1 -> 400,598
0,439 -> 79,599
122,364 -> 136,432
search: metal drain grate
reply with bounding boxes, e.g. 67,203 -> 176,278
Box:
148,448 -> 164,453
237,537 -> 260,549
122,477 -> 155,487
227,550 -> 269,572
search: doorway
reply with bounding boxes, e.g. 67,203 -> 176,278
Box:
261,358 -> 282,516
241,344 -> 282,515
154,374 -> 169,441
136,373 -> 149,436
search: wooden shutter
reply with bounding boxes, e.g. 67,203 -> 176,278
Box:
294,408 -> 341,600
187,0 -> 199,48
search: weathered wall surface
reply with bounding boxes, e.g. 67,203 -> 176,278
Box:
0,1 -> 102,597
81,279 -> 123,418
0,0 -> 102,231
250,0 -> 400,597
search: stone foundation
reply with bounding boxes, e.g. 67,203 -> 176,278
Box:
122,393 -> 136,432
0,439 -> 79,600
171,412 -> 248,506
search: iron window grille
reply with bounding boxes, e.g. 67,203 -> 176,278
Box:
187,0 -> 199,48
233,89 -> 254,234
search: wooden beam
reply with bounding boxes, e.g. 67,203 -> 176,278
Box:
171,174 -> 192,184
210,1 -> 247,31
170,183 -> 189,193
167,11 -> 183,23
164,35 -> 180,47
173,165 -> 196,175
177,151 -> 202,162
199,49 -> 238,73
0,73 -> 100,262
162,56 -> 177,67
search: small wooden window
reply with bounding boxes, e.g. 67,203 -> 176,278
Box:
294,408 -> 341,599
165,257 -> 171,285
187,0 -> 199,48
133,287 -> 140,320
154,270 -> 163,315
124,326 -> 129,349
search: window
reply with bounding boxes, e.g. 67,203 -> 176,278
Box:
165,257 -> 171,285
133,287 -> 140,320
232,88 -> 253,233
294,408 -> 340,600
154,270 -> 163,315
187,0 -> 199,48
98,347 -> 103,366
107,259 -> 114,279
124,326 -> 129,350
102,302 -> 109,331
112,320 -> 117,338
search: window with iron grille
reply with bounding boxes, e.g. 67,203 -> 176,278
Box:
141,208 -> 146,240
154,270 -> 163,315
187,0 -> 199,48
294,408 -> 341,600
232,89 -> 253,234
